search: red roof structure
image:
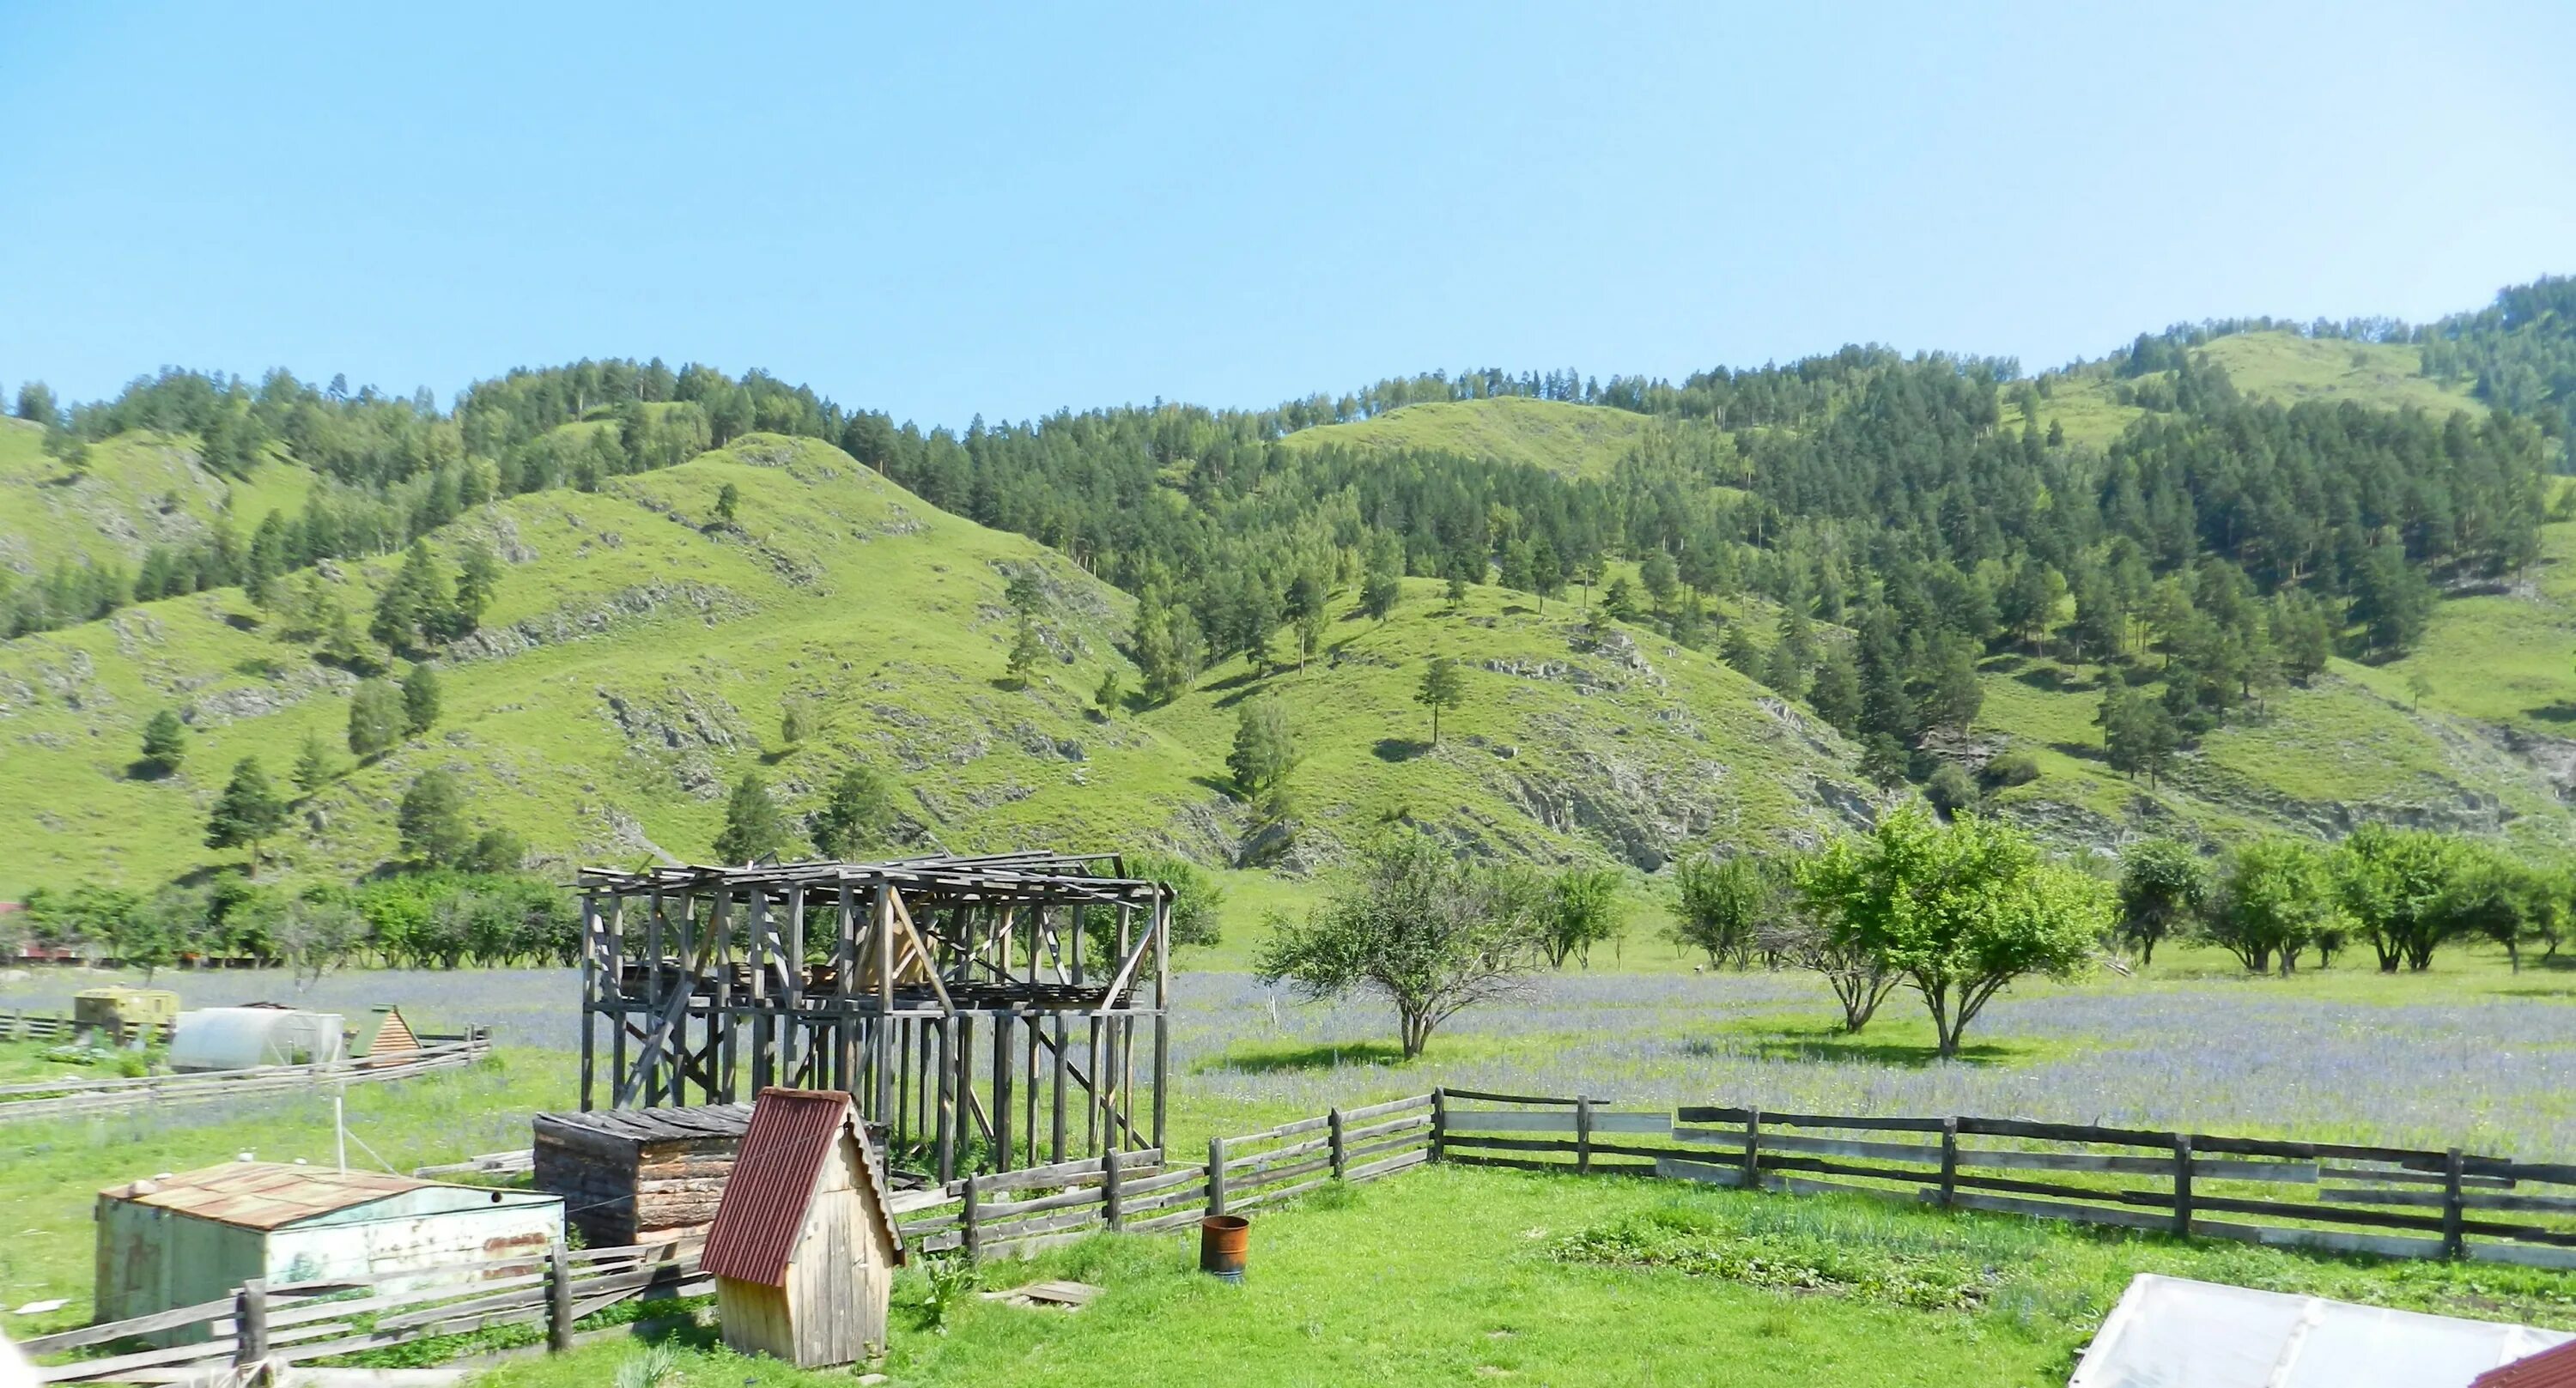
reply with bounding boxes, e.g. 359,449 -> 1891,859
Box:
700,1088 -> 899,1286
2479,1340 -> 2576,1388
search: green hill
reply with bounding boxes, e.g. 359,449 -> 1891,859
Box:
1277,396 -> 1656,479
0,432 -> 1882,897
0,418 -> 319,574
2010,330 -> 2485,447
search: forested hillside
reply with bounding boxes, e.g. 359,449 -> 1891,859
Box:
3,276 -> 2573,902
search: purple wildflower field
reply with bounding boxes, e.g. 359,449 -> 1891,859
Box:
12,963 -> 2572,1157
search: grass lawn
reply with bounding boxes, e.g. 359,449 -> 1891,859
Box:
474,1161 -> 2576,1388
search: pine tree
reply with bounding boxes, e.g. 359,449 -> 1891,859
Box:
205,756 -> 288,876
1093,666 -> 1123,716
714,772 -> 793,864
1807,645 -> 1863,733
397,769 -> 474,867
1228,696 -> 1302,813
292,731 -> 336,795
453,540 -> 501,632
401,664 -> 441,736
347,679 -> 403,759
811,761 -> 898,859
1361,536 -> 1403,621
138,708 -> 187,776
1415,657 -> 1467,746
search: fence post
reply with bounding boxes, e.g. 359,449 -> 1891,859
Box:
1103,1149 -> 1125,1232
2171,1134 -> 2194,1238
547,1239 -> 574,1353
962,1171 -> 981,1264
1429,1088 -> 1447,1163
233,1279 -> 268,1369
1328,1107 -> 1347,1181
1742,1108 -> 1762,1191
2442,1147 -> 2467,1260
1939,1118 -> 1959,1209
1207,1136 -> 1229,1217
1575,1095 -> 1594,1176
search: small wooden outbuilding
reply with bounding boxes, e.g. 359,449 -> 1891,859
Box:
353,1005 -> 422,1065
701,1088 -> 902,1367
532,1104 -> 755,1249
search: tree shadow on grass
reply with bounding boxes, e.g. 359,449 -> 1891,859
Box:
1696,1025 -> 2021,1069
2048,740 -> 2111,767
2529,701 -> 2576,724
1200,1039 -> 1412,1074
1374,737 -> 1430,762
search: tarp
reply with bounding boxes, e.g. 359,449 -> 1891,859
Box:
2071,1275 -> 2573,1388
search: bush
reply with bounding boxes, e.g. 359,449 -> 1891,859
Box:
1923,764 -> 1981,819
1984,749 -> 2040,788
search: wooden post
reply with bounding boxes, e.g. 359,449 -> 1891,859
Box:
578,894 -> 598,1112
1151,893 -> 1170,1155
2171,1134 -> 2194,1238
606,897 -> 627,1108
1939,1118 -> 1959,1209
936,1015 -> 957,1185
993,1011 -> 1016,1173
962,1171 -> 981,1264
1430,1088 -> 1447,1162
1104,1148 -> 1126,1231
233,1279 -> 268,1368
1742,1108 -> 1761,1190
1329,1107 -> 1348,1180
1207,1136 -> 1229,1217
712,890 -> 735,1104
547,1239 -> 574,1353
1050,1013 -> 1069,1163
2442,1147 -> 2468,1259
1575,1095 -> 1594,1176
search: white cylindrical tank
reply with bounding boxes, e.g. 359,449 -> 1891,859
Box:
169,1008 -> 348,1072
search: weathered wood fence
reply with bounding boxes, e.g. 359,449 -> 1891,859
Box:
25,1237 -> 703,1385
1434,1089 -> 2576,1270
0,1033 -> 492,1124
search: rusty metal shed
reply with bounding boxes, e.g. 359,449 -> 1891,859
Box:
703,1088 -> 902,1368
95,1162 -> 563,1338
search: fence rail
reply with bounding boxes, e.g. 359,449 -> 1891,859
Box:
1437,1093 -> 2576,1270
26,1237 -> 704,1384
0,1034 -> 493,1124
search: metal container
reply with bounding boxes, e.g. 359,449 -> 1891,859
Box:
1200,1215 -> 1249,1282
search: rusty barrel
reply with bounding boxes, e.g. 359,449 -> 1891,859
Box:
1200,1214 -> 1250,1281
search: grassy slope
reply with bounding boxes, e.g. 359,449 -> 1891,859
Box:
1275,395 -> 1654,478
0,434 -> 1874,897
2010,330 -> 2482,447
0,418 -> 319,574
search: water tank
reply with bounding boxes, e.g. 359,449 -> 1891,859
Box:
168,1008 -> 348,1072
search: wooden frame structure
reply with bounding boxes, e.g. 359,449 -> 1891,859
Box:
575,852 -> 1172,1184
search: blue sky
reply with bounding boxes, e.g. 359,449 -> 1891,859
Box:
3,2 -> 2571,426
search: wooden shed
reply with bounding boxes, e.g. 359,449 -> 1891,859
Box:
532,1104 -> 754,1249
353,1005 -> 422,1065
701,1088 -> 902,1368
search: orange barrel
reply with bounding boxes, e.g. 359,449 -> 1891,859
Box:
1200,1215 -> 1250,1281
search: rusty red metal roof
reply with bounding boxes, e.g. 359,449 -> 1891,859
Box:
701,1088 -> 898,1285
99,1163 -> 424,1230
2479,1340 -> 2576,1388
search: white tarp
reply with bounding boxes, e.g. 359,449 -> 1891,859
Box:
2071,1274 -> 2571,1388
168,1008 -> 346,1071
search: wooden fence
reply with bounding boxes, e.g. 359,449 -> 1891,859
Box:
0,1034 -> 493,1124
1432,1089 -> 2576,1270
25,1237 -> 704,1385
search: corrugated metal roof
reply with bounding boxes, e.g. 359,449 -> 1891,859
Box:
99,1163 -> 425,1230
701,1088 -> 898,1286
2478,1341 -> 2576,1388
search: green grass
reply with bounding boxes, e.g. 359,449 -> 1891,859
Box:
2008,330 -> 2482,448
1277,396 -> 1656,480
471,1163 -> 2576,1388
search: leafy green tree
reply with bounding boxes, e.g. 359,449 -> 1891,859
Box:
1670,855 -> 1773,968
205,756 -> 288,876
2115,838 -> 2207,967
1639,549 -> 1679,609
138,707 -> 188,776
1126,849 -> 1227,949
1414,657 -> 1467,746
348,679 -> 402,759
1795,808 -> 2107,1057
462,827 -> 527,874
1006,612 -> 1045,685
125,885 -> 211,980
1227,696 -> 1301,816
402,663 -> 441,736
1360,536 -> 1403,621
2348,536 -> 2433,657
1254,830 -> 1546,1058
14,380 -> 58,424
2206,838 -> 2335,974
1601,576 -> 1637,621
371,540 -> 459,652
811,761 -> 899,859
2333,823 -> 2464,972
292,730 -> 337,795
715,482 -> 740,524
1295,605 -> 1327,670
714,771 -> 793,864
1445,572 -> 1469,609
1539,866 -> 1626,968
779,693 -> 816,747
1806,646 -> 1862,733
398,769 -> 476,867
1923,762 -> 1981,820
1093,665 -> 1123,716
